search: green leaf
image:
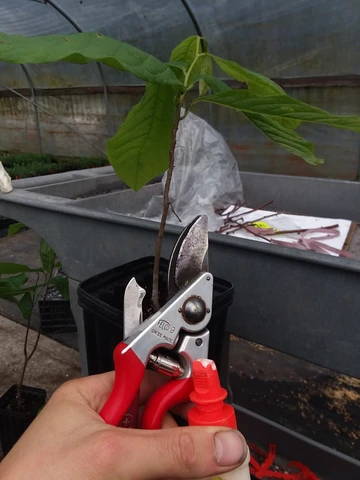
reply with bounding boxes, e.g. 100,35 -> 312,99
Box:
197,90 -> 360,132
194,74 -> 311,162
17,292 -> 33,320
170,36 -> 211,92
0,285 -> 41,298
40,239 -> 56,273
197,72 -> 300,130
0,273 -> 27,289
0,262 -> 41,274
212,55 -> 284,96
0,32 -> 181,86
198,75 -> 231,94
7,222 -> 26,236
50,276 -> 69,301
107,83 -> 178,190
189,54 -> 213,95
246,113 -> 323,166
0,273 -> 28,299
195,89 -> 339,165
166,61 -> 186,83
170,36 -> 202,67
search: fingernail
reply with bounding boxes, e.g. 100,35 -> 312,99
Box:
214,430 -> 247,466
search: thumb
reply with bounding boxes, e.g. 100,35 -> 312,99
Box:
106,426 -> 248,479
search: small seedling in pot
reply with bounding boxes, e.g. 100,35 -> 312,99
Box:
1,33 -> 360,308
0,224 -> 69,453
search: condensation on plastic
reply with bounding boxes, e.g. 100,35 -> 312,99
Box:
0,162 -> 13,193
136,112 -> 244,231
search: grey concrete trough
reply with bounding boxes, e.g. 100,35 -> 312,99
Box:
0,166 -> 359,378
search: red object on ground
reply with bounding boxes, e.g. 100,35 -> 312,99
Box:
249,443 -> 320,480
188,359 -> 237,428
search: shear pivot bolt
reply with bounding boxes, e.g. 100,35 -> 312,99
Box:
181,296 -> 207,324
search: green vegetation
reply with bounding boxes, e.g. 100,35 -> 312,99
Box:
0,234 -> 69,386
2,32 -> 360,306
0,152 -> 108,179
2,33 -> 360,190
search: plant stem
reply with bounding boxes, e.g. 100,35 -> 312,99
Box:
18,261 -> 55,388
18,273 -> 40,388
269,223 -> 339,236
151,106 -> 182,310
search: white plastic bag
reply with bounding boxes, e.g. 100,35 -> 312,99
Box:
141,112 -> 243,231
0,162 -> 13,193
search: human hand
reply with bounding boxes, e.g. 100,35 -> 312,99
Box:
0,372 -> 248,479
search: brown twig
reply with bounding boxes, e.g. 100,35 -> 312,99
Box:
221,212 -> 279,234
242,225 -> 272,242
241,212 -> 279,227
231,200 -> 274,220
18,259 -> 56,389
18,272 -> 40,388
216,201 -> 276,232
216,202 -> 281,243
268,223 -> 339,236
151,105 -> 182,311
216,202 -> 341,254
170,202 -> 182,223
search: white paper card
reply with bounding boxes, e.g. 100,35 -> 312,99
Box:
218,206 -> 351,256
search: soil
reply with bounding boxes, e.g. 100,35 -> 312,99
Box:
0,217 -> 17,238
95,261 -> 168,319
229,336 -> 360,459
0,385 -> 46,458
3,386 -> 45,414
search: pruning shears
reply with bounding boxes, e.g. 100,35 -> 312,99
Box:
100,215 -> 213,430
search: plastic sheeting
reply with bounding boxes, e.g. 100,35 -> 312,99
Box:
1,0 -> 360,90
0,0 -> 196,88
49,0 -> 196,86
187,0 -> 360,77
136,112 -> 244,231
0,162 -> 13,193
1,1 -> 360,180
0,0 -> 103,88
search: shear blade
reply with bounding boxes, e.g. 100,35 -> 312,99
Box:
123,277 -> 145,338
168,215 -> 209,297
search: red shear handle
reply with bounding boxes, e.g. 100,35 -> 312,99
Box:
100,342 -> 145,426
141,377 -> 193,429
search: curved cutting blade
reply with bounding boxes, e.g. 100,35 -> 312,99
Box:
168,215 -> 209,297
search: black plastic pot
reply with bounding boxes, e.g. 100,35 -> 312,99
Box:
0,216 -> 16,238
39,299 -> 76,334
0,385 -> 46,455
78,257 -> 234,381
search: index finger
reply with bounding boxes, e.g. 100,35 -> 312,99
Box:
63,370 -> 170,413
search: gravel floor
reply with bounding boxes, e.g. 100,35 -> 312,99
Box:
0,314 -> 80,398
